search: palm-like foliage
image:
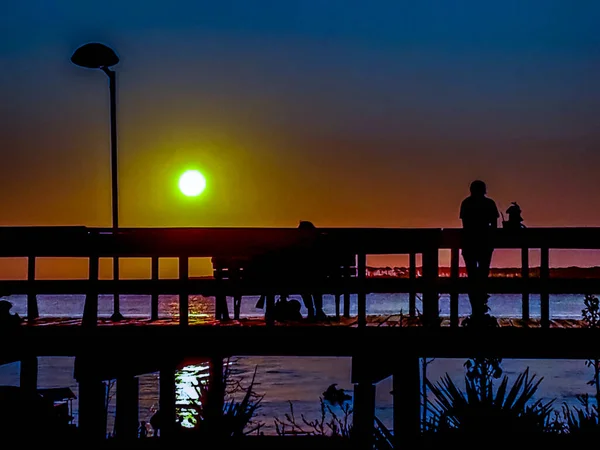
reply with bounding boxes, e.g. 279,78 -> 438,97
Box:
561,394 -> 600,434
426,368 -> 554,434
184,364 -> 264,437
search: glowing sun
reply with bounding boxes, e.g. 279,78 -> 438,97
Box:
179,170 -> 206,197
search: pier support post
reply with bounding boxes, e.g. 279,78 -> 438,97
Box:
353,381 -> 375,449
422,247 -> 439,326
540,247 -> 550,328
521,248 -> 529,321
205,356 -> 225,429
409,252 -> 417,317
78,377 -> 107,441
20,356 -> 38,396
83,254 -> 99,327
393,356 -> 421,444
179,256 -> 189,326
357,253 -> 367,327
450,247 -> 460,327
159,366 -> 177,439
151,256 -> 159,321
115,376 -> 139,441
27,256 -> 39,321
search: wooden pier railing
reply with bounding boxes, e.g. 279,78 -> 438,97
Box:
0,226 -> 599,328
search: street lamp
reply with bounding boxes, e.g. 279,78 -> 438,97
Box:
71,42 -> 124,321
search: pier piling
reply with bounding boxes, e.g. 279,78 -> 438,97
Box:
159,365 -> 177,439
78,377 -> 107,441
392,356 -> 421,444
115,376 -> 139,440
19,356 -> 37,396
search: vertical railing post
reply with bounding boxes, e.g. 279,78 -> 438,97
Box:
343,263 -> 352,318
422,245 -> 440,326
409,252 -> 417,317
83,254 -> 99,327
214,266 -> 223,320
214,266 -> 230,321
450,247 -> 460,327
179,256 -> 189,326
540,247 -> 550,328
151,256 -> 159,321
27,256 -> 39,321
265,294 -> 275,326
230,267 -> 242,320
357,253 -> 367,327
521,248 -> 530,321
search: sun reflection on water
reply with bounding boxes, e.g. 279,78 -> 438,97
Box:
175,360 -> 232,428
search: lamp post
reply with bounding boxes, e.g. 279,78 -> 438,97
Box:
71,43 -> 124,321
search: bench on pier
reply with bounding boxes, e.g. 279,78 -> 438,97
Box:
211,249 -> 357,321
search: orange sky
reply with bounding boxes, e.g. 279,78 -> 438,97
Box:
2,1 -> 600,277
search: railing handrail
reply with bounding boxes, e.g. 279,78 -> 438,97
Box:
0,226 -> 598,258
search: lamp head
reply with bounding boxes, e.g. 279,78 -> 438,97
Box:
71,43 -> 119,69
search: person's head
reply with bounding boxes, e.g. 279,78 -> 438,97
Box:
298,220 -> 315,229
469,180 -> 487,197
0,300 -> 12,313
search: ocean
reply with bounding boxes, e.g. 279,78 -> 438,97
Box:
0,292 -> 597,435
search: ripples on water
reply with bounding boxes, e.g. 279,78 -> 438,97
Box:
0,293 -> 596,434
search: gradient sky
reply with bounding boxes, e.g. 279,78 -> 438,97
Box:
2,1 -> 600,273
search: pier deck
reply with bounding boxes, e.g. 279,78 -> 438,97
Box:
23,315 -> 586,328
1,227 -> 599,444
3,315 -> 599,362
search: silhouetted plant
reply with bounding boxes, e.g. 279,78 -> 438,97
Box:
464,357 -> 503,399
104,379 -> 115,437
426,367 -> 555,434
561,394 -> 600,433
581,294 -> 600,406
274,397 -> 352,437
421,357 -> 435,431
184,363 -> 264,437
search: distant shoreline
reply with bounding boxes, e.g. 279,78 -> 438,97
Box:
366,266 -> 600,278
189,266 -> 600,280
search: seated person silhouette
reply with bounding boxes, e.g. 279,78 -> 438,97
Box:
502,202 -> 526,229
297,221 -> 327,320
459,180 -> 499,319
272,295 -> 303,322
0,300 -> 22,329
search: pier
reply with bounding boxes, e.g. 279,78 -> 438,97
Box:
1,226 -> 600,447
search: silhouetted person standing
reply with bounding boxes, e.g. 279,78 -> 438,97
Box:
460,180 -> 499,319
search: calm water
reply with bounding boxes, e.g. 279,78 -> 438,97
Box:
0,292 -> 597,434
